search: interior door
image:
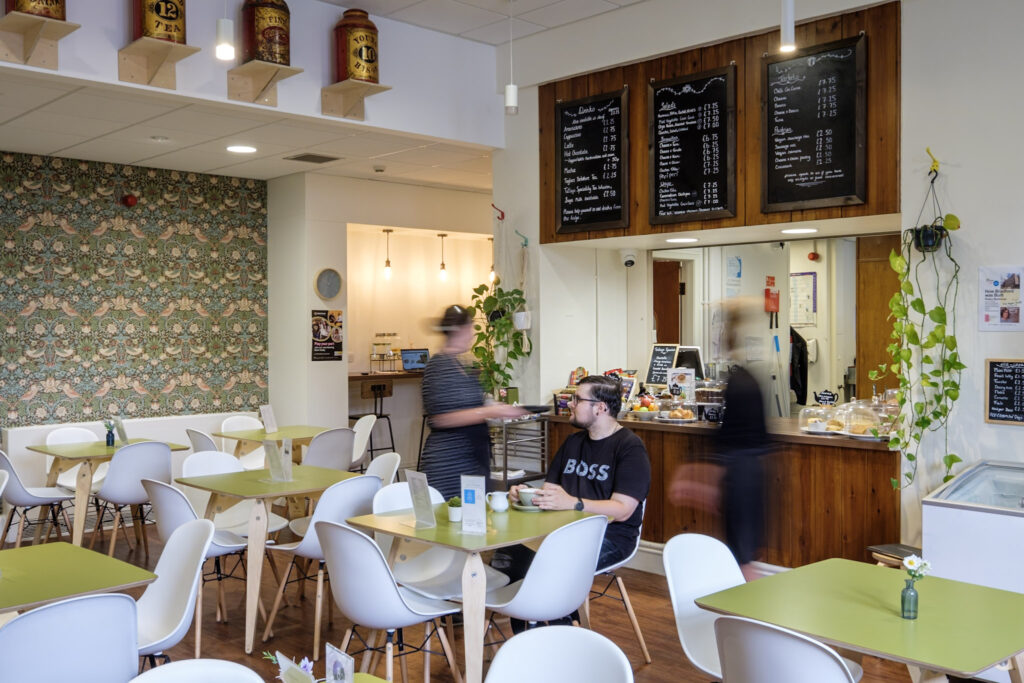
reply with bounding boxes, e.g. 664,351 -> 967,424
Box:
652,260 -> 681,344
856,235 -> 901,399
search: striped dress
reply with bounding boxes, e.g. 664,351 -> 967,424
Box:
418,352 -> 491,499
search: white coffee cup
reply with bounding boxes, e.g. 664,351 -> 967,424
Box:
518,487 -> 542,506
486,491 -> 509,512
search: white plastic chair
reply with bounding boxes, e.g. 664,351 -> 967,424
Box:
181,450 -> 287,537
715,616 -> 857,683
219,415 -> 266,470
137,518 -> 215,668
91,441 -> 171,557
262,475 -> 382,660
373,482 -> 509,600
663,534 -> 863,682
130,658 -> 264,682
484,625 -> 633,683
143,479 -> 249,657
0,593 -> 138,683
185,428 -> 218,454
316,520 -> 463,683
303,427 -> 356,470
484,515 -> 608,626
0,449 -> 73,548
46,426 -> 107,491
583,500 -> 650,663
349,414 -> 376,471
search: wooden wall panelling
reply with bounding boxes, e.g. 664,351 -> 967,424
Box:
538,83 -> 557,245
660,431 -> 725,543
638,428 -> 663,542
623,63 -> 647,238
856,234 -> 901,399
839,449 -> 901,561
842,2 -> 900,218
744,29 -> 791,226
698,38 -> 747,232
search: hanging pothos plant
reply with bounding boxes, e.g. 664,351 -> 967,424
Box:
870,166 -> 964,489
469,279 -> 532,396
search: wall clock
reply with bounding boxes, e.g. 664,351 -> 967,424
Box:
315,268 -> 342,300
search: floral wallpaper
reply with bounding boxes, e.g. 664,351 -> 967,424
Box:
0,152 -> 268,427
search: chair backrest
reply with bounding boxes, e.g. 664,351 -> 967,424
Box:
303,427 -> 356,470
662,533 -> 746,678
499,515 -> 608,622
0,449 -> 40,507
715,616 -> 856,683
364,451 -> 401,483
598,499 -> 646,574
181,450 -> 248,527
316,520 -> 440,630
142,479 -> 198,542
349,414 -> 377,469
46,426 -> 98,445
136,519 -> 215,656
185,428 -> 217,453
371,481 -> 444,557
484,625 -> 633,683
292,475 -> 382,559
0,593 -> 138,683
220,415 -> 263,452
96,441 -> 172,505
0,470 -> 7,504
129,658 -> 264,682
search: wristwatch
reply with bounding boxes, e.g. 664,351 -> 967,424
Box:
574,497 -> 585,512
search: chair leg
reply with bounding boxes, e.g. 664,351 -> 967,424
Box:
614,575 -> 651,664
399,630 -> 409,683
265,550 -> 282,585
13,508 -> 27,548
423,621 -> 432,683
195,582 -> 203,658
578,592 -> 592,629
108,506 -> 122,557
132,504 -> 149,557
262,558 -> 294,642
436,619 -> 463,683
0,505 -> 16,550
313,562 -> 326,661
60,505 -> 72,539
361,630 -> 379,673
341,627 -> 353,653
385,630 -> 395,683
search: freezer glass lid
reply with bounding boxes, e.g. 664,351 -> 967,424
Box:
931,461 -> 1024,510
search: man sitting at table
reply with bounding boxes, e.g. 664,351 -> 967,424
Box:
494,374 -> 651,628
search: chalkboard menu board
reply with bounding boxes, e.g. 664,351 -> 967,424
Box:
649,66 -> 736,223
762,35 -> 866,212
645,344 -> 678,386
556,89 -> 629,234
986,359 -> 1024,425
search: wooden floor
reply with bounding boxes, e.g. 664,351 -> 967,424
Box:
89,523 -> 931,683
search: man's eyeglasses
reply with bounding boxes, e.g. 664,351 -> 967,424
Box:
571,395 -> 602,405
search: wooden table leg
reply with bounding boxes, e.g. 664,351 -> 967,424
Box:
906,665 -> 949,683
244,499 -> 270,654
461,551 -> 486,683
1009,654 -> 1024,683
70,460 -> 94,546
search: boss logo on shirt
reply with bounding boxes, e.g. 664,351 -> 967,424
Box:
563,459 -> 610,481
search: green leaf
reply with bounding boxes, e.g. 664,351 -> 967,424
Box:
913,402 -> 924,415
901,280 -> 915,295
942,474 -> 955,483
890,477 -> 900,489
868,370 -> 880,381
889,249 -> 908,275
921,354 -> 933,365
943,453 -> 962,469
945,335 -> 957,350
928,307 -> 947,324
911,298 -> 926,314
905,327 -> 920,345
944,213 -> 960,231
899,348 -> 912,362
932,325 -> 945,340
945,388 -> 959,401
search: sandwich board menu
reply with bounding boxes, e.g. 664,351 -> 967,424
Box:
645,343 -> 679,386
556,88 -> 629,233
649,65 -> 736,223
762,35 -> 866,212
985,359 -> 1024,426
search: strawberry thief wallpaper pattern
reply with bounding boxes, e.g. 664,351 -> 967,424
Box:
0,152 -> 269,427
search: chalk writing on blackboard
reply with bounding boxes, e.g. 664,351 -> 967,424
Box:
986,359 -> 1024,425
645,344 -> 679,386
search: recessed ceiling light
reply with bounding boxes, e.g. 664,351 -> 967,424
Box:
227,145 -> 257,154
781,228 -> 818,234
149,135 -> 169,142
666,237 -> 698,243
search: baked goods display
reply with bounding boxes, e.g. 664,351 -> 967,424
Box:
695,380 -> 726,404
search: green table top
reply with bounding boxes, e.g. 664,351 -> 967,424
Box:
347,504 -> 592,553
212,425 -> 327,442
696,558 -> 1024,676
26,438 -> 189,460
0,542 -> 156,612
176,465 -> 356,499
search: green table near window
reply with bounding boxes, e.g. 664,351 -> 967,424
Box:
176,465 -> 356,654
696,558 -> 1024,682
347,505 -> 591,683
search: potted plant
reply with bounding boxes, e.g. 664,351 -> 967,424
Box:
446,496 -> 462,522
469,279 -> 532,397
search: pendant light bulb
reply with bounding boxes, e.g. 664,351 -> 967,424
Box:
505,84 -> 519,115
384,260 -> 392,280
488,266 -> 496,283
438,233 -> 448,281
780,0 -> 796,53
216,18 -> 235,61
382,229 -> 393,280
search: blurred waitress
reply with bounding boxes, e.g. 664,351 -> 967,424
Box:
419,305 -> 527,499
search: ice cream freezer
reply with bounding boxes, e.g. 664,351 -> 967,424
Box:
922,460 -> 1024,683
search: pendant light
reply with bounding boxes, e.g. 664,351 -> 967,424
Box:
488,237 -> 496,283
382,229 -> 393,280
438,233 -> 448,281
504,1 -> 518,115
216,1 -> 235,61
780,0 -> 796,53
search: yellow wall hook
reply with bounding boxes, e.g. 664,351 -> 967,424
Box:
926,147 -> 940,174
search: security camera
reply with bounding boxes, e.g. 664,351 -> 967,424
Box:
620,249 -> 638,268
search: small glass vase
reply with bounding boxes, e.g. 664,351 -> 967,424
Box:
105,428 -> 115,447
901,578 -> 918,620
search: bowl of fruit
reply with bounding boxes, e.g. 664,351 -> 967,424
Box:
631,395 -> 658,420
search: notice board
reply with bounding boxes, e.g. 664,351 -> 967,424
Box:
762,35 -> 866,212
649,65 -> 736,223
556,88 -> 629,233
986,358 -> 1024,425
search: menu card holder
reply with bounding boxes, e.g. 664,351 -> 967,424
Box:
113,416 -> 128,443
260,404 -> 278,434
404,470 -> 437,529
275,651 -> 315,683
325,642 -> 354,682
265,439 -> 292,482
461,475 -> 487,536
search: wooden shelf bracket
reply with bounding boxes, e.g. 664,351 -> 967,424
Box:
0,11 -> 79,70
321,79 -> 391,121
118,37 -> 200,90
227,60 -> 303,107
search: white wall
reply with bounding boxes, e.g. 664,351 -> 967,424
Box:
789,240 -> 832,403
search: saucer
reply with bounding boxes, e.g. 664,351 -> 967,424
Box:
512,502 -> 542,512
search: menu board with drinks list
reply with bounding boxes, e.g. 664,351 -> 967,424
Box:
649,66 -> 736,223
556,89 -> 629,233
762,35 -> 866,212
986,359 -> 1024,426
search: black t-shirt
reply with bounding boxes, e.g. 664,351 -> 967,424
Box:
546,427 -> 651,557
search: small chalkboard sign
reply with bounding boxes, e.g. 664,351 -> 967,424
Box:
762,35 -> 866,212
985,358 -> 1024,425
556,88 -> 629,234
645,344 -> 679,386
649,65 -> 736,223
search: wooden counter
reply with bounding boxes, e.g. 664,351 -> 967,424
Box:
348,371 -> 423,381
546,415 -> 899,567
